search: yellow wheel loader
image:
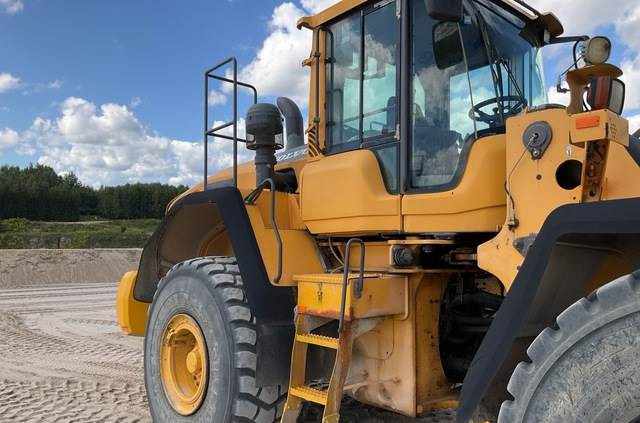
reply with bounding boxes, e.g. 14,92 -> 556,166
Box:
116,1 -> 640,422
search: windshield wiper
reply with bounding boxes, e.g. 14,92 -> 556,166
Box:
471,2 -> 526,122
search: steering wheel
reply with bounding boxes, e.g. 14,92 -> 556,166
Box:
469,95 -> 527,126
342,125 -> 360,143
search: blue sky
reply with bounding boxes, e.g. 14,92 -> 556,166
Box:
1,0 -> 639,186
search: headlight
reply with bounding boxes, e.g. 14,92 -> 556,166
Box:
582,36 -> 612,65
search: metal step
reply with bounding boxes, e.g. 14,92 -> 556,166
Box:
296,333 -> 339,349
289,386 -> 328,405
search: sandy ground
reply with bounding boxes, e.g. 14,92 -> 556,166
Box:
0,282 -> 150,423
0,250 -> 456,423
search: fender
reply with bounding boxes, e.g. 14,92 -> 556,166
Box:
134,185 -> 296,385
457,198 -> 640,422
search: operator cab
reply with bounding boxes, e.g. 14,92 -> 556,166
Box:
321,0 -> 547,194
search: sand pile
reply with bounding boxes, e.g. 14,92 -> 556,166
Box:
0,249 -> 141,289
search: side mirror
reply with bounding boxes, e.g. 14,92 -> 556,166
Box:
587,76 -> 626,115
426,0 -> 463,22
433,21 -> 464,69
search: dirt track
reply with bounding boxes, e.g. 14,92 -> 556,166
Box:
0,282 -> 150,422
0,250 -> 456,423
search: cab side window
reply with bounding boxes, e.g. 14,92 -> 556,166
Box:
325,1 -> 399,192
326,13 -> 361,151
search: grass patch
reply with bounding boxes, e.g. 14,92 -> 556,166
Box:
0,218 -> 159,249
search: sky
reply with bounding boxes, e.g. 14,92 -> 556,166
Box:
0,0 -> 639,187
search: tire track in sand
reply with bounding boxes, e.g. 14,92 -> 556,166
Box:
0,282 -> 455,423
0,284 -> 151,423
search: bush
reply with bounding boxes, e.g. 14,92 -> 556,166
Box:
0,219 -> 160,249
0,218 -> 30,233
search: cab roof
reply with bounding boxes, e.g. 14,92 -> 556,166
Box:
297,0 -> 564,40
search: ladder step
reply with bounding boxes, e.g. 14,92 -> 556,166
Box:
296,333 -> 339,349
289,386 -> 328,405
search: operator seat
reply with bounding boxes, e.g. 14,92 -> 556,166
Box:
412,121 -> 463,184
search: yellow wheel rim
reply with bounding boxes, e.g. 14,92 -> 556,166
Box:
160,314 -> 208,415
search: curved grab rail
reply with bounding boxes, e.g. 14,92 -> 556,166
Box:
339,238 -> 365,332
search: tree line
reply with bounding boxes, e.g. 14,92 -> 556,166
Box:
0,164 -> 188,221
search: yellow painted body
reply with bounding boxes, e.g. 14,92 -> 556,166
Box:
479,101 -> 639,292
245,191 -> 324,285
295,273 -> 406,320
115,271 -> 149,336
300,150 -> 402,234
115,1 -> 640,420
286,272 -> 453,418
401,134 -> 506,233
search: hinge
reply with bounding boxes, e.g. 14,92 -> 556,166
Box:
395,124 -> 400,140
396,0 -> 401,18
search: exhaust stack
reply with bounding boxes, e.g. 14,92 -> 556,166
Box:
276,97 -> 304,150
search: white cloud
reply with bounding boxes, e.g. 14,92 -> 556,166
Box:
5,97 -> 253,187
14,143 -> 35,156
0,128 -> 19,149
529,1 -> 640,115
0,72 -> 20,93
208,88 -> 227,106
621,57 -> 640,111
232,0 -> 338,106
528,0 -> 632,38
0,0 -> 23,14
130,96 -> 142,108
237,2 -> 312,105
300,0 -> 336,14
546,86 -> 570,107
47,79 -> 64,89
615,3 -> 640,50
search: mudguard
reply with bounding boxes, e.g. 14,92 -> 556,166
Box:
134,186 -> 295,385
457,198 -> 640,422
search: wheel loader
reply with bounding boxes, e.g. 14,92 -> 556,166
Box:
115,0 -> 640,422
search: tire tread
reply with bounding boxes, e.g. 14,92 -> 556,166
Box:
153,256 -> 285,423
498,272 -> 640,423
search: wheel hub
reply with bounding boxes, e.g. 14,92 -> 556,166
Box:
160,314 -> 208,415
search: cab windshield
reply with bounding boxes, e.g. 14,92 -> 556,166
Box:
410,0 -> 546,190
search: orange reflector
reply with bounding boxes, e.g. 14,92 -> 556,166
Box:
576,115 -> 601,129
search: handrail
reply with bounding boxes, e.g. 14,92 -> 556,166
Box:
204,57 -> 258,190
209,74 -> 258,103
312,27 -> 334,143
339,238 -> 365,333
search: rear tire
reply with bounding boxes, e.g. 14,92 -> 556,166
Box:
144,257 -> 286,423
498,271 -> 640,423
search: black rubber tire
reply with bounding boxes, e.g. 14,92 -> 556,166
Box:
498,270 -> 640,423
144,256 -> 286,423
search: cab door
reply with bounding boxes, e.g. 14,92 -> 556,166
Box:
301,0 -> 403,235
400,0 -> 506,233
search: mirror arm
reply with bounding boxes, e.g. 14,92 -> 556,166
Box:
548,35 -> 589,45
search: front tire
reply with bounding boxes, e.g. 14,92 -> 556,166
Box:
144,257 -> 286,423
498,271 -> 640,423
